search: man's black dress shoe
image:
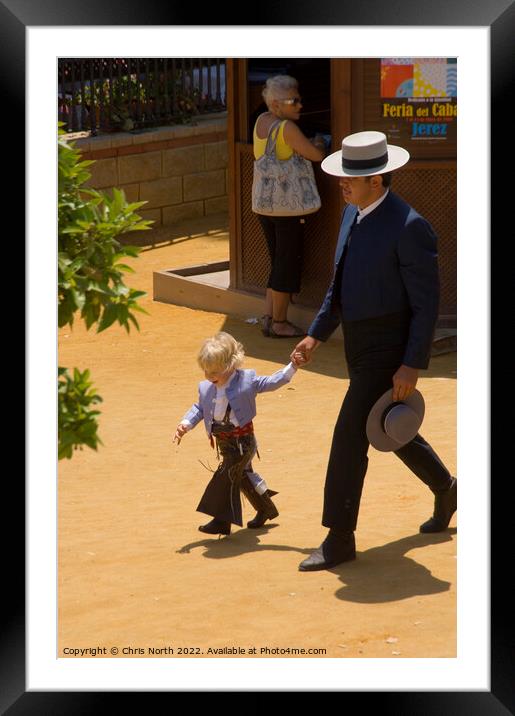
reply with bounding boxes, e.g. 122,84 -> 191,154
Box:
299,530 -> 356,571
420,477 -> 457,533
198,518 -> 231,536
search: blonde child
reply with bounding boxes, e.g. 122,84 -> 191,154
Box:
174,331 -> 302,536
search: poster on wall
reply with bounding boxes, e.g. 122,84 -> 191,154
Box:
380,58 -> 457,142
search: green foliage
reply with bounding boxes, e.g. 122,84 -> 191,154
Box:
58,126 -> 152,332
58,123 -> 153,459
62,73 -> 200,132
58,367 -> 103,460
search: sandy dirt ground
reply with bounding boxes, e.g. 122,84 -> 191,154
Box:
58,213 -> 457,661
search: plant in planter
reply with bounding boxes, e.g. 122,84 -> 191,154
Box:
174,90 -> 200,124
109,98 -> 135,132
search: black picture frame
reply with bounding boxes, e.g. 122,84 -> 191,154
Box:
10,0 -> 505,711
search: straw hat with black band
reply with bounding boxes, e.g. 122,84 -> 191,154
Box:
366,389 -> 425,452
321,130 -> 410,178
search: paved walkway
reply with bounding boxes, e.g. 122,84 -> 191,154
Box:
58,213 -> 457,670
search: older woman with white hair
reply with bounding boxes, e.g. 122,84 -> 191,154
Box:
253,75 -> 325,338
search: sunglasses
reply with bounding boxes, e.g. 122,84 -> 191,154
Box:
278,97 -> 302,106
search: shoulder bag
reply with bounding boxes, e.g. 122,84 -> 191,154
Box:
252,120 -> 321,217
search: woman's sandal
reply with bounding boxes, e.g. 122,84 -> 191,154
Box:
269,319 -> 306,339
261,314 -> 272,337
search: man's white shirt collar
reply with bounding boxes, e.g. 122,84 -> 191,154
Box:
356,188 -> 389,223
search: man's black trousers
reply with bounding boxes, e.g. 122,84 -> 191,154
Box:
322,311 -> 453,533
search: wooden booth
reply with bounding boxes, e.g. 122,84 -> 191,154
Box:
226,58 -> 457,324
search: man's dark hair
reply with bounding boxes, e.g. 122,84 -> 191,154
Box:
366,172 -> 393,188
380,172 -> 393,187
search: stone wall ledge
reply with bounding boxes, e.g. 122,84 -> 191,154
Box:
61,112 -> 228,228
63,112 -> 227,154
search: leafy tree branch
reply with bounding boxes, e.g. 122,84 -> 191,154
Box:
58,124 -> 153,459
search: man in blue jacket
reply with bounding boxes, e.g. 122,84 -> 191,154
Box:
292,131 -> 457,571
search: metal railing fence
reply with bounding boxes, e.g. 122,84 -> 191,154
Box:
58,58 -> 226,134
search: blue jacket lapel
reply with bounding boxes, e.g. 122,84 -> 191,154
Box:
335,205 -> 359,267
225,370 -> 241,401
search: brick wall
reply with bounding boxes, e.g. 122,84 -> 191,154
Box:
72,113 -> 228,227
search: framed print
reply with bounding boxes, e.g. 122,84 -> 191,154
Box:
10,0 -> 507,710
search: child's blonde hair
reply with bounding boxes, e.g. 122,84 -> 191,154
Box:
197,332 -> 245,373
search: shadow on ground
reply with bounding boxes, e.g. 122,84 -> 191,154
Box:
122,213 -> 230,249
218,315 -> 457,381
330,529 -> 455,603
139,215 -> 456,381
177,527 -> 455,604
176,523 -> 310,559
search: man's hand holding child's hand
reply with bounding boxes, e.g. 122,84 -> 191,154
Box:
291,351 -> 307,368
291,336 -> 320,367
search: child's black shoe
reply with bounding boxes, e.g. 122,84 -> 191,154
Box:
198,518 -> 231,536
247,491 -> 279,528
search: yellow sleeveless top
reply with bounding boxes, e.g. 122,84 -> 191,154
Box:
253,118 -> 294,160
